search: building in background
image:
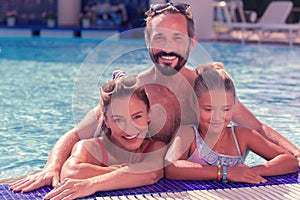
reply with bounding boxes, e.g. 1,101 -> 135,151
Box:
0,0 -> 149,28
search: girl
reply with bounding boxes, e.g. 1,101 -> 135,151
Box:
44,75 -> 166,200
165,65 -> 298,184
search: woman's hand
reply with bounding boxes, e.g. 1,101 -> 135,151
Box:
227,164 -> 266,184
44,178 -> 96,200
9,166 -> 60,192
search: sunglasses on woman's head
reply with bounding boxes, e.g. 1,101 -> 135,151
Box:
149,3 -> 192,19
100,75 -> 139,95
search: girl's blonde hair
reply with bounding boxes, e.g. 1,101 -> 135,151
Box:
194,64 -> 236,101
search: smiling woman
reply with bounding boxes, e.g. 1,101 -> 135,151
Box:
41,74 -> 166,199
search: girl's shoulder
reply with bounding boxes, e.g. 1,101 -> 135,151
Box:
232,126 -> 252,137
233,126 -> 258,136
232,126 -> 260,144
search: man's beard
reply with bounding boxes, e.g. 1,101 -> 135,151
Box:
150,51 -> 188,76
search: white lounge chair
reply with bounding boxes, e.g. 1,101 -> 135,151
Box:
214,1 -> 297,45
213,0 -> 247,41
259,23 -> 300,46
213,0 -> 258,43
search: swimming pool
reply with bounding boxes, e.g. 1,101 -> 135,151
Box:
0,35 -> 299,180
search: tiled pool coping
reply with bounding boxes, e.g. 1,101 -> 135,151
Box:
1,167 -> 299,199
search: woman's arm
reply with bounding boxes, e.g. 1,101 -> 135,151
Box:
233,98 -> 300,161
45,165 -> 163,200
44,141 -> 166,200
241,127 -> 298,176
60,139 -> 121,180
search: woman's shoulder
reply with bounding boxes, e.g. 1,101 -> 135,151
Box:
71,138 -> 105,165
75,137 -> 102,151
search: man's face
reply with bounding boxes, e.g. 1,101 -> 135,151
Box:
146,13 -> 191,76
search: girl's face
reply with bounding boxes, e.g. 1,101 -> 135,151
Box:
198,90 -> 235,136
105,94 -> 150,152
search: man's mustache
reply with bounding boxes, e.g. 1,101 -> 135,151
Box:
154,51 -> 183,59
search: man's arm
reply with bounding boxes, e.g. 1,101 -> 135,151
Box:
9,106 -> 101,192
233,98 -> 300,160
242,127 -> 298,176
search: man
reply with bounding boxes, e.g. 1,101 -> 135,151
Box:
10,2 -> 299,195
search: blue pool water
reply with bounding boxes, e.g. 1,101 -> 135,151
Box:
0,37 -> 299,180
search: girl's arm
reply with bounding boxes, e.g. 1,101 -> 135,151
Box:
165,126 -> 224,180
165,126 -> 213,179
239,127 -> 298,176
44,141 -> 166,200
165,126 -> 266,184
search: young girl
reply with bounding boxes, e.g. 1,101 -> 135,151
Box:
165,65 -> 298,184
44,75 -> 166,200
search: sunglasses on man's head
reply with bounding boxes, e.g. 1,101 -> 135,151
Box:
149,2 -> 192,19
100,75 -> 139,95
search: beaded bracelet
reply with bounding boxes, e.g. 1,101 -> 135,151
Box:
217,165 -> 222,181
222,166 -> 227,182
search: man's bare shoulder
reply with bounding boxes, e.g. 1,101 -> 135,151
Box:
180,67 -> 197,83
176,125 -> 196,137
138,66 -> 155,82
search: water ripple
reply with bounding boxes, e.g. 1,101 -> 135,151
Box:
0,39 -> 299,179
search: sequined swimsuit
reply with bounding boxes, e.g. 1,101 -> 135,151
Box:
187,125 -> 245,167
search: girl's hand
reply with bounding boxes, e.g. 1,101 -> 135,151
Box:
44,178 -> 96,200
9,167 -> 60,192
227,164 -> 266,184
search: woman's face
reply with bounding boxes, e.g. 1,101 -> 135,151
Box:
198,90 -> 235,136
105,94 -> 150,152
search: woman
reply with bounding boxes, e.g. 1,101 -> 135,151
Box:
44,75 -> 166,200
